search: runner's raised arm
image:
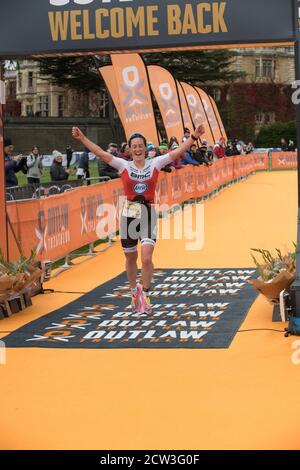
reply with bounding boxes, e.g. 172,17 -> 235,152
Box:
168,124 -> 206,161
72,127 -> 113,164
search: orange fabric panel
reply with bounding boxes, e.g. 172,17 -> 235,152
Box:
271,152 -> 297,169
147,66 -> 184,143
110,54 -> 159,146
252,153 -> 269,170
99,65 -> 124,124
180,82 -> 211,144
195,87 -> 220,145
177,81 -> 194,134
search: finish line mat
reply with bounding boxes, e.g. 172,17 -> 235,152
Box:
3,268 -> 257,349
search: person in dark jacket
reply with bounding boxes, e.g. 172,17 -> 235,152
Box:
65,145 -> 73,169
194,141 -> 212,166
50,150 -> 69,182
4,138 -> 27,188
76,147 -> 90,184
118,142 -> 131,161
97,143 -> 119,179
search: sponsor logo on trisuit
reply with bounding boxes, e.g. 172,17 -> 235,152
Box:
134,183 -> 148,194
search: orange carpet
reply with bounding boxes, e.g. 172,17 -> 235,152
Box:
0,170 -> 300,450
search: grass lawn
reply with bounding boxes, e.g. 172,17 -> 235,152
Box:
16,161 -> 100,186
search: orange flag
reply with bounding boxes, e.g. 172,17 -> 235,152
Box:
111,54 -> 159,146
99,65 -> 124,123
195,87 -> 220,144
180,82 -> 214,145
177,81 -> 194,136
147,65 -> 184,143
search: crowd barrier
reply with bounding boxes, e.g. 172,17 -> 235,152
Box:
6,154 -> 268,262
270,152 -> 297,170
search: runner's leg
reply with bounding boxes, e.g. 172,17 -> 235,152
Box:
141,243 -> 154,290
125,250 -> 138,289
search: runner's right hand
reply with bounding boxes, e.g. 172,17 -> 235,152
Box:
72,127 -> 84,141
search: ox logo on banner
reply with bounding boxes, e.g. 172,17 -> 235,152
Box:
36,205 -> 70,254
80,194 -> 103,235
121,66 -> 150,121
111,54 -> 158,145
148,65 -> 184,142
186,93 -> 205,126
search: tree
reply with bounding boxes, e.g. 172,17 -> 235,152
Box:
142,49 -> 244,83
37,49 -> 244,92
255,122 -> 296,148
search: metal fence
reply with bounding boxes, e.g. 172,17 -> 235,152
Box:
5,177 -> 110,201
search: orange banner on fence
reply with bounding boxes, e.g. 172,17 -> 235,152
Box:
147,66 -> 184,144
110,54 -> 159,146
271,152 -> 297,169
7,155 -> 264,262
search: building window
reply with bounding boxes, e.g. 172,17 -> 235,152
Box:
255,112 -> 275,125
9,81 -> 15,97
99,89 -> 109,118
37,95 -> 49,117
26,105 -> 34,117
28,72 -> 33,88
265,112 -> 275,124
58,95 -> 64,117
255,112 -> 265,125
212,88 -> 221,102
18,73 -> 22,90
255,58 -> 275,79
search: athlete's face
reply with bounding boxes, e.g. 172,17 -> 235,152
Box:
130,138 -> 147,163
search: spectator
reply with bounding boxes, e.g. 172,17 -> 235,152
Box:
232,138 -> 241,156
26,146 -> 43,185
194,141 -> 212,166
213,137 -> 226,160
4,138 -> 27,188
288,140 -> 296,152
169,136 -> 179,148
245,142 -> 254,155
98,143 -> 119,179
76,147 -> 90,184
207,146 -> 214,162
280,138 -> 289,151
182,128 -> 191,142
147,145 -> 158,159
118,142 -> 131,161
225,140 -> 234,157
170,142 -> 185,169
66,145 -> 73,169
183,145 -> 200,166
50,150 -> 69,182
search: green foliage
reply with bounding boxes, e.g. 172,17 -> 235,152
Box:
142,50 -> 245,83
250,245 -> 298,281
37,49 -> 244,92
255,121 -> 297,148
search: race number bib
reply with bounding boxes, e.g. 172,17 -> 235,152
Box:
122,200 -> 142,219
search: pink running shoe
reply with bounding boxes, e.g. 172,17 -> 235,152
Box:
130,283 -> 143,313
140,292 -> 153,314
